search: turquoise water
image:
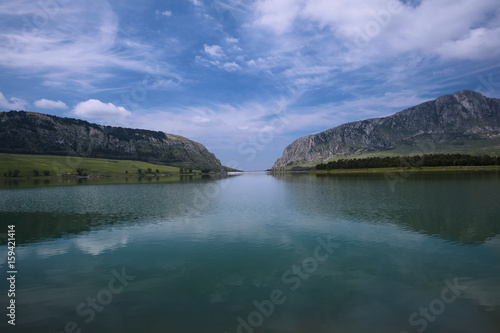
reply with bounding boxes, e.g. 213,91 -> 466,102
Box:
1,172 -> 499,333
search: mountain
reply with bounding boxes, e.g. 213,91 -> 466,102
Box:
272,90 -> 500,169
0,111 -> 223,171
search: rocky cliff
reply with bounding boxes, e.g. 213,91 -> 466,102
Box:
273,90 -> 500,168
0,111 -> 223,171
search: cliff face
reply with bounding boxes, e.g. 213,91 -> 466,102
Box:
0,111 -> 222,171
273,90 -> 500,168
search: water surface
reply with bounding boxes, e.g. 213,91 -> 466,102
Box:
1,172 -> 499,333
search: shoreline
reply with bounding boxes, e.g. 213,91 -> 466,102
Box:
0,172 -> 221,181
268,165 -> 500,174
0,173 -> 236,189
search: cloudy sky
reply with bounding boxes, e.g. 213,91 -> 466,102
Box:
1,0 -> 499,170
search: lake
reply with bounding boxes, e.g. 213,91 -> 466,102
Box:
1,172 -> 499,333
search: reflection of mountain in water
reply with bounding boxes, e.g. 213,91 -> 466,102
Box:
0,175 -> 236,245
272,172 -> 500,246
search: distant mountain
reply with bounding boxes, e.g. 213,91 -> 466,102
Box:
272,90 -> 500,169
0,111 -> 223,171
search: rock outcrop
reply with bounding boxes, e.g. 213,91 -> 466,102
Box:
273,90 -> 500,168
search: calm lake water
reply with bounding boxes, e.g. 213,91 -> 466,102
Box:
1,172 -> 500,333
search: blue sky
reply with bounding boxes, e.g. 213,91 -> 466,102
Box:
1,0 -> 499,170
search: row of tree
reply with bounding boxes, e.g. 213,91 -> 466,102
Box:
33,170 -> 51,176
179,167 -> 193,174
3,169 -> 51,177
182,167 -> 212,174
137,168 -> 160,175
316,153 -> 500,170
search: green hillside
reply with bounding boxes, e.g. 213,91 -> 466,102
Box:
0,153 -> 180,177
0,111 -> 223,171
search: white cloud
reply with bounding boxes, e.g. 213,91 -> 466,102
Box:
378,0 -> 500,58
251,0 -> 500,61
238,0 -> 500,103
133,99 -> 292,143
225,36 -> 239,43
204,44 -> 224,57
437,27 -> 500,60
73,99 -> 132,120
162,10 -> 172,17
222,62 -> 241,71
192,115 -> 211,123
34,99 -> 68,109
254,0 -> 302,34
190,0 -> 202,6
0,92 -> 29,110
0,1 -> 177,90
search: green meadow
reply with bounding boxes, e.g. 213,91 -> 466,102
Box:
0,153 -> 180,177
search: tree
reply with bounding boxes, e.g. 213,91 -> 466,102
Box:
76,168 -> 87,176
155,169 -> 160,174
33,169 -> 40,176
137,168 -> 142,174
147,168 -> 152,174
43,170 -> 50,176
201,168 -> 211,174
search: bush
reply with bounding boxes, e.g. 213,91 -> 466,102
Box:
33,169 -> 40,176
43,170 -> 50,176
76,168 -> 88,176
200,168 -> 211,174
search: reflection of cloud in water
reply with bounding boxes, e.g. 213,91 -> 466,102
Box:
75,229 -> 129,255
463,277 -> 500,312
223,274 -> 246,286
210,292 -> 225,304
468,236 -> 500,311
35,243 -> 70,259
12,246 -> 34,260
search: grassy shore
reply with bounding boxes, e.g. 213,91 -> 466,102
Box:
0,153 -> 181,177
309,165 -> 500,174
